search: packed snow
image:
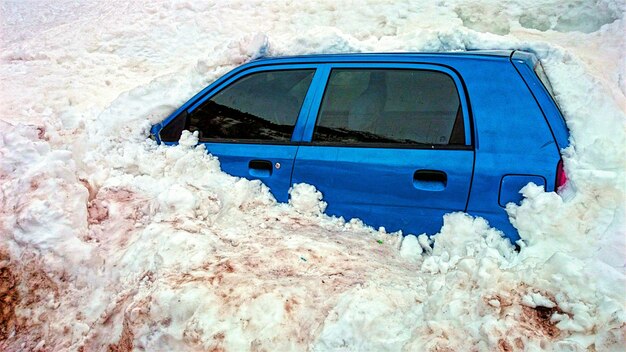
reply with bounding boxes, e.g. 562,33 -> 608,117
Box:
0,0 -> 624,351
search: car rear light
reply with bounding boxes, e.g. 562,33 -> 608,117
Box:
556,159 -> 567,191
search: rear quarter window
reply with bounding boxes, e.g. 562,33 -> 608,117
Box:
534,62 -> 559,106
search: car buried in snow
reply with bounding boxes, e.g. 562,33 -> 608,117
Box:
151,50 -> 569,243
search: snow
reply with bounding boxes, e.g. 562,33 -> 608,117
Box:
399,234 -> 422,260
0,0 -> 624,351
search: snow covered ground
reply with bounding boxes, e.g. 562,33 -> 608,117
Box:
0,0 -> 624,350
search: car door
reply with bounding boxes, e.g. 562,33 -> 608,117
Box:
181,65 -> 320,202
292,64 -> 475,235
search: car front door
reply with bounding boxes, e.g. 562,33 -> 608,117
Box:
292,64 -> 475,235
182,65 -> 319,202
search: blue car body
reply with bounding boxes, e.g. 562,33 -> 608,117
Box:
151,50 -> 569,242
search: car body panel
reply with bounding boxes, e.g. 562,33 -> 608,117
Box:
436,56 -> 562,241
511,51 -> 569,151
199,143 -> 297,202
292,146 -> 474,234
499,175 -> 546,207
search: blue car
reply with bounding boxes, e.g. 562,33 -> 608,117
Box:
151,50 -> 569,242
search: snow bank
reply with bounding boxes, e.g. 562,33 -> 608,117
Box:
0,0 -> 624,351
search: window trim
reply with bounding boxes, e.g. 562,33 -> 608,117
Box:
187,64 -> 321,144
300,63 -> 473,150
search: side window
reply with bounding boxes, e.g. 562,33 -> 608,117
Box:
313,69 -> 466,146
534,62 -> 559,105
188,69 -> 315,142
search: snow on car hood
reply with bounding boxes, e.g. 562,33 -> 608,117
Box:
0,0 -> 624,350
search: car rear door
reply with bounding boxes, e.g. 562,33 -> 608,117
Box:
183,65 -> 321,202
292,63 -> 475,235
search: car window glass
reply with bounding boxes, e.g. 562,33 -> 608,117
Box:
188,69 -> 315,142
534,62 -> 559,105
313,68 -> 465,146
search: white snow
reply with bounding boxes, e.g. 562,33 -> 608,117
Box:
0,0 -> 624,351
399,234 -> 423,260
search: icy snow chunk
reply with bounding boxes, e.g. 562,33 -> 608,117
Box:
399,234 -> 422,260
225,33 -> 270,64
417,234 -> 432,254
178,130 -> 198,147
454,5 -> 510,35
314,284 -> 421,351
431,212 -> 515,260
288,183 -> 327,215
521,292 -> 556,308
157,184 -> 197,214
273,26 -> 364,55
243,33 -> 270,59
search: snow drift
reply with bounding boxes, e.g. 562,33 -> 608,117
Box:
0,0 -> 624,351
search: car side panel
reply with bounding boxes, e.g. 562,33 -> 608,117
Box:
448,57 -> 561,241
511,52 -> 569,151
292,147 -> 474,234
198,143 -> 298,202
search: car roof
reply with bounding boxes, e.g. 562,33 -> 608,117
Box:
251,50 -> 515,64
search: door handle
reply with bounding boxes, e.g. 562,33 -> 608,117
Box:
249,160 -> 273,178
413,170 -> 447,191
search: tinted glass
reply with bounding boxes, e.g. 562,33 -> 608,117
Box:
159,111 -> 187,142
534,62 -> 558,103
188,69 -> 315,142
314,69 -> 465,146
